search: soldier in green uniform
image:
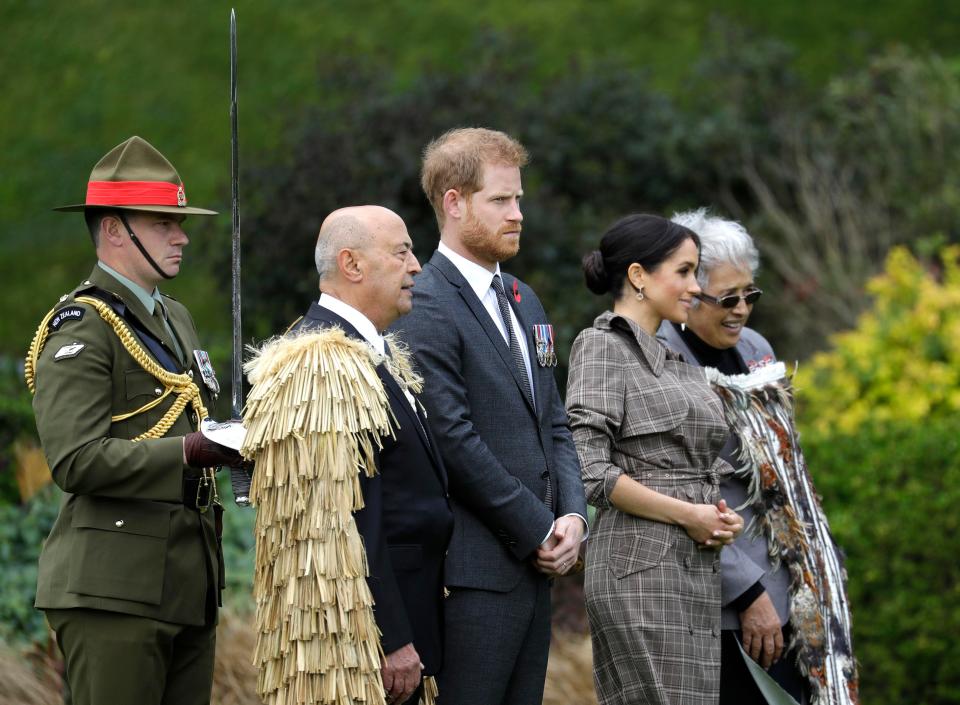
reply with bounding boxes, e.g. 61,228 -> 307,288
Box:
26,136 -> 243,705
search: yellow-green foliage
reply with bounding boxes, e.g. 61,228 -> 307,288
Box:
797,245 -> 960,434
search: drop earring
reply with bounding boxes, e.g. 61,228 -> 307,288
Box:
635,286 -> 645,301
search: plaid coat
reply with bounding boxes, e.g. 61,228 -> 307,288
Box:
566,312 -> 731,705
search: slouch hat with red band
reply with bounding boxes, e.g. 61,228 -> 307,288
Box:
55,136 -> 217,216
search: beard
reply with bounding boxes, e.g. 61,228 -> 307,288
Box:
460,209 -> 521,265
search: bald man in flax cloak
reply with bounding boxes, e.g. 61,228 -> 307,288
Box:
242,206 -> 453,705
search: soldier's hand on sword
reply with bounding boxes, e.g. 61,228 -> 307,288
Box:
183,431 -> 243,469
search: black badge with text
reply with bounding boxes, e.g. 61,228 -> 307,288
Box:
49,306 -> 85,331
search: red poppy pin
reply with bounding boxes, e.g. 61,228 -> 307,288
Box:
512,280 -> 522,303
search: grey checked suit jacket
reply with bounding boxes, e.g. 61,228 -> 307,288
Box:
657,322 -> 790,629
391,250 -> 586,592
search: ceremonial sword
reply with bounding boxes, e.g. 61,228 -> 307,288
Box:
228,8 -> 253,506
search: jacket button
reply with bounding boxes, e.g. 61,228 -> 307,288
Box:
683,556 -> 691,569
154,387 -> 162,396
188,369 -> 194,378
115,520 -> 125,528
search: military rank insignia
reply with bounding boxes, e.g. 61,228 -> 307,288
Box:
192,349 -> 221,396
532,324 -> 558,367
53,342 -> 85,360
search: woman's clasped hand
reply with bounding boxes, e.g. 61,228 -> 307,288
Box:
682,498 -> 743,548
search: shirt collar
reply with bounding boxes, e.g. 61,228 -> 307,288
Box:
97,261 -> 159,315
594,310 -> 668,376
438,241 -> 502,300
318,293 -> 385,356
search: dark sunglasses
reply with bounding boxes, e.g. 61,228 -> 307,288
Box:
695,288 -> 763,308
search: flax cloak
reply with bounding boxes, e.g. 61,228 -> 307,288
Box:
242,328 -> 398,705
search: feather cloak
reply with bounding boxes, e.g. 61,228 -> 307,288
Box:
707,363 -> 860,705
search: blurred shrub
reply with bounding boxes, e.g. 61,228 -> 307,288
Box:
0,485 -> 60,645
794,244 -> 960,703
803,420 -> 960,705
219,477 -> 256,612
0,358 -> 38,505
797,246 -> 960,435
686,34 -> 960,359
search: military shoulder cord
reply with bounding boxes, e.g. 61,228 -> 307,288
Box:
25,295 -> 208,441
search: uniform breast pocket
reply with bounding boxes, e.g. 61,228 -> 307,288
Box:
115,369 -> 165,437
124,368 -> 162,400
67,497 -> 172,606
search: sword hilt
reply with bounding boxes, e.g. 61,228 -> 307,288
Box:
228,464 -> 252,507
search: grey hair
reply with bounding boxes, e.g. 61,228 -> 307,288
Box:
314,213 -> 371,281
670,208 -> 759,291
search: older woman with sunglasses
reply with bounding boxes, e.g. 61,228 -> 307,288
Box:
658,209 -> 807,705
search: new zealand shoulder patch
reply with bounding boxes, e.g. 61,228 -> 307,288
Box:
49,306 -> 85,330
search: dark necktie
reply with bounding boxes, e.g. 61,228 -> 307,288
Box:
491,275 -> 553,510
491,274 -> 534,409
154,299 -> 185,365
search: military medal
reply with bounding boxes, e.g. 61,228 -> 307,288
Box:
532,324 -> 558,367
193,349 -> 221,395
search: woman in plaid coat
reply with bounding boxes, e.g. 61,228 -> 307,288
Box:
566,214 -> 744,705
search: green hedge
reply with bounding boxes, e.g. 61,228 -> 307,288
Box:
0,485 -> 61,644
0,358 -> 37,505
804,417 -> 960,705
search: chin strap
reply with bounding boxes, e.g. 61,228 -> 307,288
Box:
119,211 -> 175,280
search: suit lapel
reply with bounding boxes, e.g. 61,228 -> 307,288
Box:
429,252 -> 537,417
380,361 -> 431,452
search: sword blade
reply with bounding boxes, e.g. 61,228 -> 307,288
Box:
229,7 -> 252,506
230,7 -> 241,417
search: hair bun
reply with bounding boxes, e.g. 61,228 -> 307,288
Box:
582,250 -> 610,295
